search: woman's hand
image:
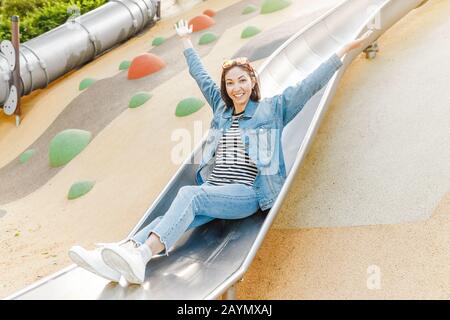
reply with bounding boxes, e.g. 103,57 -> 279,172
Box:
174,19 -> 193,39
174,19 -> 194,50
337,30 -> 374,58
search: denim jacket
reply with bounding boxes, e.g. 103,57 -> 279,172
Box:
183,47 -> 343,210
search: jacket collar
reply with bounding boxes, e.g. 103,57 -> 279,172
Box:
222,99 -> 258,119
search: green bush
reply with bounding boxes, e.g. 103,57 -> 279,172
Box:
0,0 -> 47,19
0,0 -> 108,42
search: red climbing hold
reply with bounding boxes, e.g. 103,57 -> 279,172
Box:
203,9 -> 216,17
188,14 -> 215,32
128,53 -> 166,80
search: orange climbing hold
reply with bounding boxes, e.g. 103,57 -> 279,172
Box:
203,9 -> 216,17
188,14 -> 215,32
127,53 -> 166,80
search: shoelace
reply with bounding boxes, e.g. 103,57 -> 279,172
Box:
94,239 -> 140,248
129,239 -> 140,248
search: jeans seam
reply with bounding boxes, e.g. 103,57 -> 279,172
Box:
157,196 -> 197,254
199,189 -> 256,201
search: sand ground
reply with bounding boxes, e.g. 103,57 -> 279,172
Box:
0,0 -> 448,299
238,0 -> 450,299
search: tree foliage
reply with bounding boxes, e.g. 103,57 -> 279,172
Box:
0,0 -> 108,42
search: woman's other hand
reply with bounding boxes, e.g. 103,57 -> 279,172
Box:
337,30 -> 374,58
174,19 -> 193,39
175,19 -> 194,50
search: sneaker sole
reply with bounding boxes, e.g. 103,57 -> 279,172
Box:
68,250 -> 120,282
101,248 -> 144,284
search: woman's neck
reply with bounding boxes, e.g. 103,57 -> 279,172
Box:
233,101 -> 247,114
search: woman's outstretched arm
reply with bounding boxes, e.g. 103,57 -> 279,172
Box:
175,20 -> 222,113
278,30 -> 374,126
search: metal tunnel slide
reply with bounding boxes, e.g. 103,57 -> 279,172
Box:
6,0 -> 427,300
0,0 -> 158,108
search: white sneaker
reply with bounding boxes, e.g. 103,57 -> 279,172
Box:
68,245 -> 121,282
101,243 -> 147,284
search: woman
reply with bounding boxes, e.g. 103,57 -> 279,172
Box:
69,20 -> 372,284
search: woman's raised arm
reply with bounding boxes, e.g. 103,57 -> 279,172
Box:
175,20 -> 222,113
277,30 -> 374,126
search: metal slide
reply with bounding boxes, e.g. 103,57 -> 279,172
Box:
6,0 -> 427,300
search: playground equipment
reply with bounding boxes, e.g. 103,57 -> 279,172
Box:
0,0 -> 160,125
6,0 -> 428,300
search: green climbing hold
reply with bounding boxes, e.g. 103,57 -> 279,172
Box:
175,97 -> 205,117
260,0 -> 292,14
79,78 -> 95,91
19,149 -> 36,164
68,181 -> 95,200
199,32 -> 218,45
119,60 -> 131,70
49,129 -> 92,167
242,4 -> 258,14
129,92 -> 152,108
241,26 -> 261,39
152,37 -> 166,46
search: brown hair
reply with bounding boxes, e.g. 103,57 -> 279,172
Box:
220,63 -> 261,109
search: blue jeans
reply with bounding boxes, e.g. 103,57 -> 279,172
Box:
131,182 -> 260,255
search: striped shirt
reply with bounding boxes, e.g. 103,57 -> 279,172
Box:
206,111 -> 258,187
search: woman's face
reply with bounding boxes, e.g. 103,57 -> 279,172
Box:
225,66 -> 255,107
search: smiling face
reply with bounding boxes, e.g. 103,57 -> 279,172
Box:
224,66 -> 256,108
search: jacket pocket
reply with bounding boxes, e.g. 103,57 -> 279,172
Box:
243,124 -> 277,170
255,123 -> 276,167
